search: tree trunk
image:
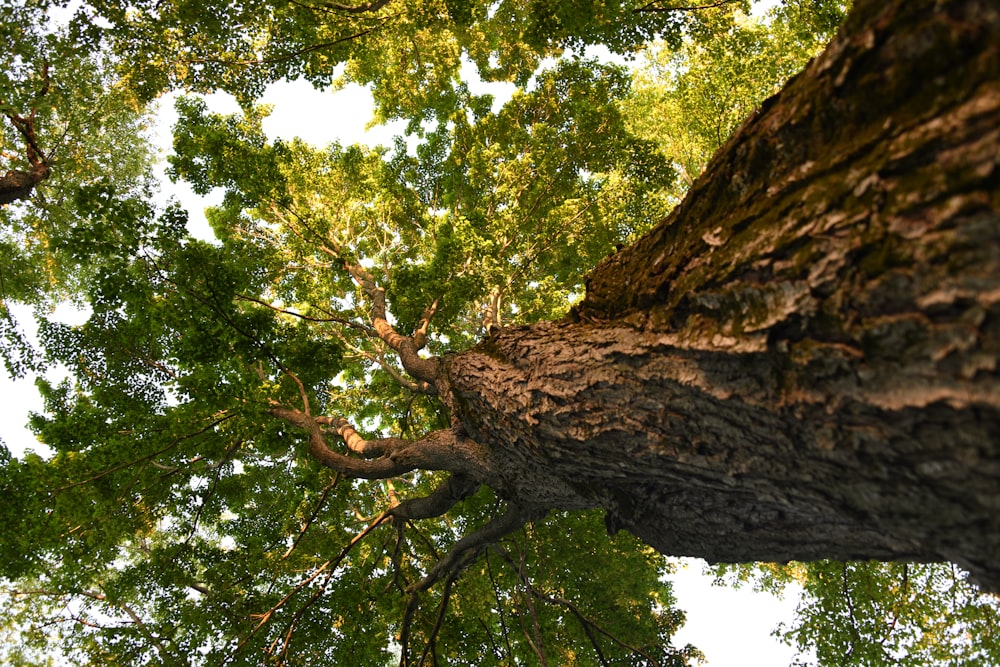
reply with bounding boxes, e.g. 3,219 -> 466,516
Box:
440,0 -> 1000,590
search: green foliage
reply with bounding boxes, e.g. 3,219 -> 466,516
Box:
714,560 -> 1000,667
626,0 -> 849,198
6,2 -> 978,667
1,0 -> 157,376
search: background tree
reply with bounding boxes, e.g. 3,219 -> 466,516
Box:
0,44 -> 695,667
626,0 -> 847,196
2,0 -> 999,665
715,560 -> 1000,666
1,0 -> 156,377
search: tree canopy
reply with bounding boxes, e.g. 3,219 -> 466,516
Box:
2,0 -> 999,665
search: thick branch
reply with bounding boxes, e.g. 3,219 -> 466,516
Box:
407,504 -> 545,593
0,163 -> 52,205
326,327 -> 436,394
347,262 -> 442,386
1,63 -> 52,205
1,112 -> 51,205
315,415 -> 398,458
483,286 -> 504,332
272,406 -> 415,477
389,473 -> 481,521
272,407 -> 490,479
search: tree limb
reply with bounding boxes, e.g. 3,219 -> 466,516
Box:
1,64 -> 53,205
634,0 -> 741,13
346,261 -> 442,386
406,503 -> 544,594
388,473 -> 481,520
271,407 -> 489,478
270,199 -> 442,388
324,0 -> 393,13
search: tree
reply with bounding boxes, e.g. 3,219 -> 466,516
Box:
1,0 -> 156,376
626,0 -> 846,194
2,0 -> 999,664
714,560 -> 1000,666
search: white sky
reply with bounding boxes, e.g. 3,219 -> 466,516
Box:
1,3 -> 807,662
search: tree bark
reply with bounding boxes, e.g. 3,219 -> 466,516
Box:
439,0 -> 1000,590
0,163 -> 50,205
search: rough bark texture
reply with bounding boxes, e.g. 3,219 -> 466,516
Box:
440,0 -> 1000,590
0,164 -> 50,205
1,104 -> 51,205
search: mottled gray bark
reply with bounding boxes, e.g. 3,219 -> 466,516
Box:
439,0 -> 1000,590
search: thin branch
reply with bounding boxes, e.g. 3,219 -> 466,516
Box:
283,366 -> 312,416
235,293 -> 373,331
842,563 -> 861,662
54,414 -> 236,492
185,28 -> 379,68
96,584 -> 177,662
324,0 -> 393,12
407,504 -> 542,594
271,564 -> 337,664
634,0 -> 741,12
281,474 -> 341,560
493,545 -> 662,666
417,570 -> 459,666
229,512 -> 392,664
516,541 -> 549,667
486,552 -> 515,659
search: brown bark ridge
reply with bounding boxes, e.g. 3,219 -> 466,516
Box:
442,0 -> 1000,590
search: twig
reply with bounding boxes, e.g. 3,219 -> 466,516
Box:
54,413 -> 236,492
634,0 -> 741,12
281,474 -> 341,560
